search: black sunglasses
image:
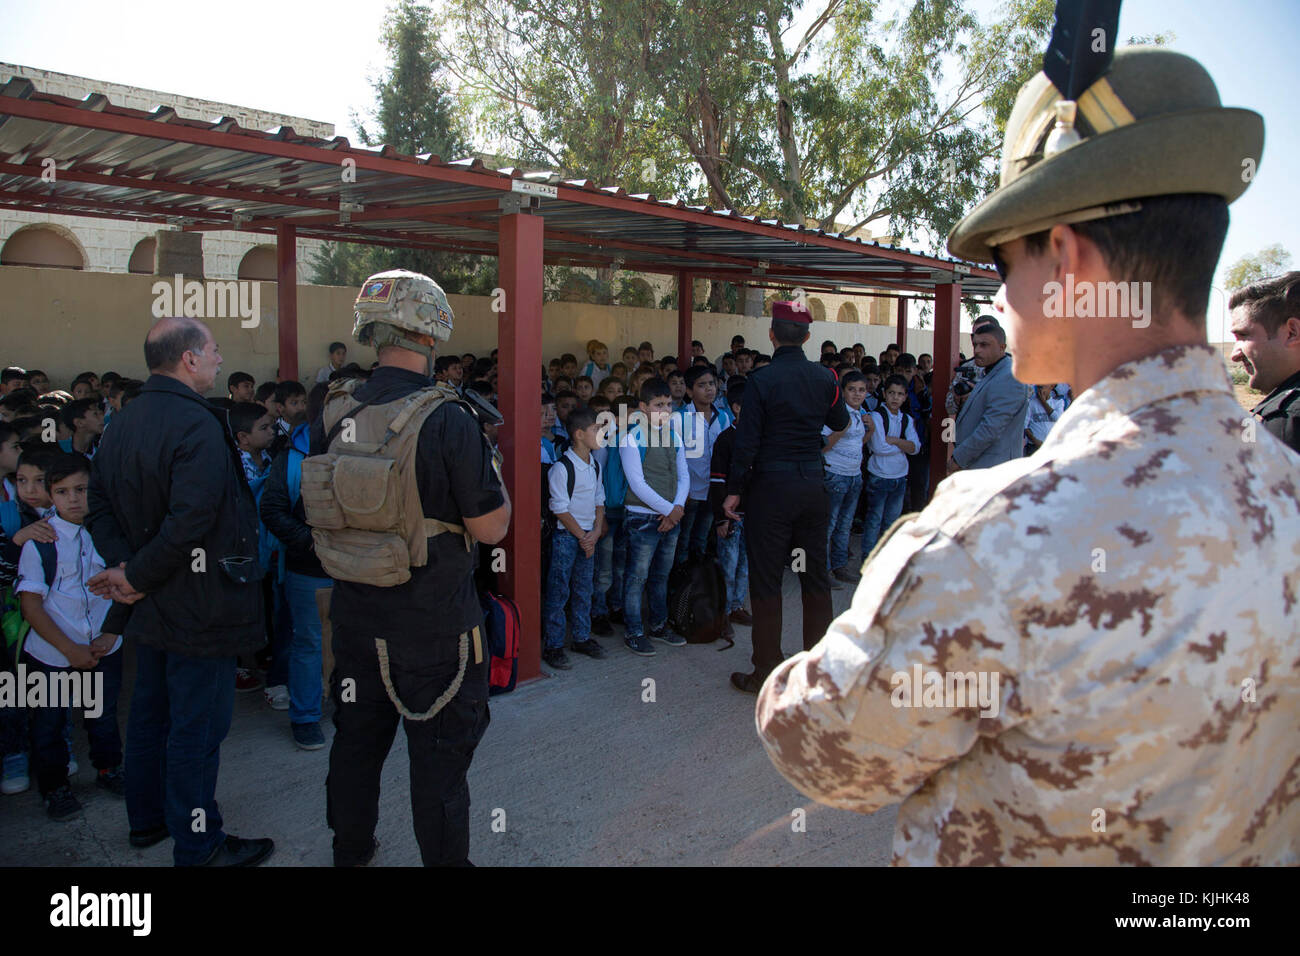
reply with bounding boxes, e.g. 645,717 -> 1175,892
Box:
990,246 -> 1009,283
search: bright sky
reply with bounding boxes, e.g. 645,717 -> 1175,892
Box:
2,0 -> 1294,340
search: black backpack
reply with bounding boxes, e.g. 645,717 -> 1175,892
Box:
667,554 -> 731,647
544,454 -> 601,535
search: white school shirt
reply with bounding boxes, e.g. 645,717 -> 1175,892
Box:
548,448 -> 606,532
1024,393 -> 1065,444
15,515 -> 119,668
821,406 -> 867,477
865,406 -> 918,479
620,423 -> 689,517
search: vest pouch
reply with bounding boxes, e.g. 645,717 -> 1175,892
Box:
332,455 -> 405,532
300,455 -> 346,529
311,528 -> 411,587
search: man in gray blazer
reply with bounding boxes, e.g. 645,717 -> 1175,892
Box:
950,318 -> 1031,470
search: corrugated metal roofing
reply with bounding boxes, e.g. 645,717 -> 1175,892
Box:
0,77 -> 999,300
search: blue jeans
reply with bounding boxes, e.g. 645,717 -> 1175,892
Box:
674,497 -> 713,564
862,473 -> 907,556
23,649 -> 123,796
717,518 -> 749,614
284,571 -> 330,725
544,529 -> 595,649
593,510 -> 626,617
622,512 -> 681,638
126,645 -> 236,866
825,472 -> 864,571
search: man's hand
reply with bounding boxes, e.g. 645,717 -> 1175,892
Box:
88,564 -> 144,604
716,520 -> 730,539
64,644 -> 99,670
946,449 -> 961,472
12,519 -> 56,547
666,505 -> 684,528
722,495 -> 741,521
89,634 -> 117,658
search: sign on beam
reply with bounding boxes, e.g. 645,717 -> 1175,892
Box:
512,179 -> 557,199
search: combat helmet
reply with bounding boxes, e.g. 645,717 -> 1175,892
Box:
352,269 -> 455,357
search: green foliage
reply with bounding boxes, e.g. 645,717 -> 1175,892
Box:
1223,244 -> 1293,293
312,0 -> 493,292
435,0 -> 1057,260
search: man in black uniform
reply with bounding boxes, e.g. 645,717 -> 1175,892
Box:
1229,271 -> 1300,454
308,270 -> 511,866
723,301 -> 849,693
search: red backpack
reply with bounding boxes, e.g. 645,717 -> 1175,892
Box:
480,591 -> 520,695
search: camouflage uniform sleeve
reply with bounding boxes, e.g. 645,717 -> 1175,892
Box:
756,523 -> 1028,815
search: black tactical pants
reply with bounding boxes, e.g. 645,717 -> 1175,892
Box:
326,620 -> 490,866
743,468 -> 835,678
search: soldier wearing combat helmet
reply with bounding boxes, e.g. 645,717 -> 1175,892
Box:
756,7 -> 1299,865
304,269 -> 511,866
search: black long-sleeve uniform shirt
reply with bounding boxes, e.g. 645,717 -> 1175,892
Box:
726,344 -> 849,495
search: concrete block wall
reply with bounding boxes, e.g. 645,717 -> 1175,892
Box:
0,267 -> 969,394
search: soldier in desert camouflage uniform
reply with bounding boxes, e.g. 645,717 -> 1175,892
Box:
756,44 -> 1299,864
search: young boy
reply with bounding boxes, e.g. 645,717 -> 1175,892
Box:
621,346 -> 639,369
259,412 -> 331,749
709,380 -> 750,641
227,371 -> 256,404
590,394 -> 632,635
255,381 -> 282,420
598,377 -> 625,403
672,366 -> 732,565
553,391 -> 579,447
666,370 -> 688,410
58,398 -> 104,457
228,402 -> 277,694
543,407 -> 607,670
619,379 -> 689,656
273,381 -> 307,438
574,375 -> 594,404
0,422 -> 19,506
560,353 -> 580,382
231,402 -> 276,490
16,453 -> 125,820
821,370 -> 870,586
861,374 -> 918,556
580,340 -> 611,390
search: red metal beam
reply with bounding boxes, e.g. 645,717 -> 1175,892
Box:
497,210 -> 544,685
0,95 -> 520,194
276,224 -> 298,379
929,282 -> 962,496
677,271 -> 693,366
239,199 -> 503,231
0,160 -> 340,214
0,186 -> 232,224
896,297 -> 908,351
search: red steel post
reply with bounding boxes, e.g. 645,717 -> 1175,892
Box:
276,224 -> 298,380
498,210 -> 545,683
929,282 -> 962,496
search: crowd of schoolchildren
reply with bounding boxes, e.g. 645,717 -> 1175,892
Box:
0,355 -> 355,820
0,332 -> 1068,820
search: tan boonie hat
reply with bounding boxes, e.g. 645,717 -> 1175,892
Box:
352,269 -> 455,354
948,47 -> 1264,263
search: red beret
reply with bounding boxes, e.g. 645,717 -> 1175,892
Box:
771,300 -> 812,324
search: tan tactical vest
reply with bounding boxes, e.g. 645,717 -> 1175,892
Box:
300,379 -> 473,587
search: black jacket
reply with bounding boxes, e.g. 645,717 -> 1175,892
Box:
1253,368 -> 1300,455
726,344 -> 849,495
259,442 -> 328,579
86,374 -> 265,658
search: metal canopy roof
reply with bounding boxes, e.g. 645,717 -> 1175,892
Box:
0,77 -> 998,300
